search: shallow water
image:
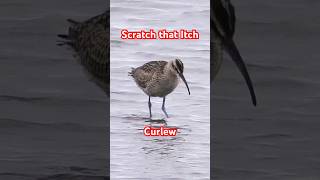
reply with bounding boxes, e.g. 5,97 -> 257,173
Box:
110,0 -> 210,179
0,0 -> 108,179
2,0 -> 318,179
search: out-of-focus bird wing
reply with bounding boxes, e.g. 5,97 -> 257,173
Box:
58,11 -> 109,93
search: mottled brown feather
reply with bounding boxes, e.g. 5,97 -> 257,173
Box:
59,11 -> 109,94
131,61 -> 167,89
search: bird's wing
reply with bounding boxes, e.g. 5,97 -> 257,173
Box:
132,61 -> 167,89
58,11 -> 109,93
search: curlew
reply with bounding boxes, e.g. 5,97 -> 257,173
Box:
129,59 -> 190,118
57,11 -> 109,95
212,0 -> 257,105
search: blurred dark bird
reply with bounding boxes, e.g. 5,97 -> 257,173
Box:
212,0 -> 257,106
57,11 -> 109,95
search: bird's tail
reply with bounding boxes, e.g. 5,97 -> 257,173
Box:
224,39 -> 257,106
56,34 -> 73,46
128,68 -> 135,76
56,19 -> 81,47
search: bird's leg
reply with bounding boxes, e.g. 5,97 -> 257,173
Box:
162,97 -> 169,118
148,96 -> 152,118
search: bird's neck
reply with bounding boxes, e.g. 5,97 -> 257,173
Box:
164,63 -> 178,77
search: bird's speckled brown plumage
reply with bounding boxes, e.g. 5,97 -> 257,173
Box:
130,59 -> 190,118
130,61 -> 168,89
58,11 -> 109,94
130,61 -> 181,97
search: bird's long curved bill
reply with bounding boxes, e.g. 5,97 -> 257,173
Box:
225,39 -> 257,106
178,73 -> 190,95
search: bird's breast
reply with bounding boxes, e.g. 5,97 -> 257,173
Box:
146,73 -> 179,97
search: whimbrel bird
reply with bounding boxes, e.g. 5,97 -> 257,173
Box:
129,59 -> 190,118
212,0 -> 257,105
57,11 -> 109,95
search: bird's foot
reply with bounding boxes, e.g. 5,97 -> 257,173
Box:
162,107 -> 169,118
164,114 -> 169,118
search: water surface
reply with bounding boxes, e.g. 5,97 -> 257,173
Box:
213,1 -> 320,179
0,0 -> 108,179
110,0 -> 210,179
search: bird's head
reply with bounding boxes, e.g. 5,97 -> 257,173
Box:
170,59 -> 190,95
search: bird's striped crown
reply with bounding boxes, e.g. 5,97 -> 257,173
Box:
171,58 -> 184,74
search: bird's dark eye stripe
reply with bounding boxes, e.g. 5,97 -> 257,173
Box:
175,60 -> 183,73
180,60 -> 184,70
